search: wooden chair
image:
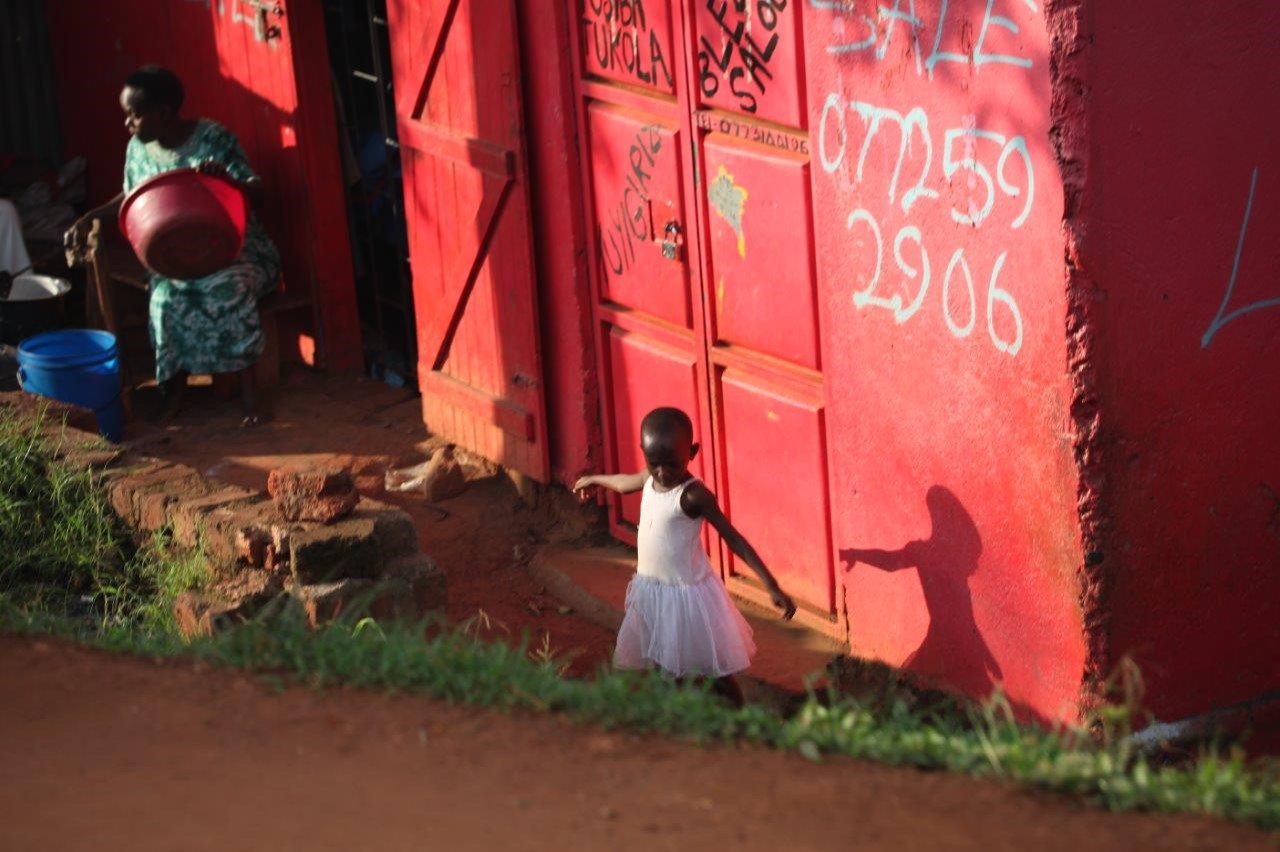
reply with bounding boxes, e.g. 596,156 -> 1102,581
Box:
67,219 -> 312,420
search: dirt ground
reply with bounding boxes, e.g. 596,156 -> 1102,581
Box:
4,374 -> 1274,849
1,636 -> 1271,851
124,371 -> 623,677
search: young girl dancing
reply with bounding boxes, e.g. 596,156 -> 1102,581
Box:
575,407 -> 796,706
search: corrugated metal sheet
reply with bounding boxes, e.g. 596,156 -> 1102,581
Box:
0,0 -> 61,162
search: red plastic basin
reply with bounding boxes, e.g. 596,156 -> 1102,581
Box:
118,168 -> 248,280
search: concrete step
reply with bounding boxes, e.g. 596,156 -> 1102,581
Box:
528,542 -> 847,711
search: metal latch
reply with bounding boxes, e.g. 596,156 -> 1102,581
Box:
658,220 -> 683,261
237,0 -> 284,42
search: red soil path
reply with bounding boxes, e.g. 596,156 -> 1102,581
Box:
0,636 -> 1270,851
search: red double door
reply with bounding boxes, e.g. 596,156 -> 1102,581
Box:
571,0 -> 837,625
385,0 -> 836,625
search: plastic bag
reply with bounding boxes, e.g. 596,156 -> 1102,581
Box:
385,460 -> 433,493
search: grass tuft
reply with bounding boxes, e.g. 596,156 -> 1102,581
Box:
0,407 -> 210,633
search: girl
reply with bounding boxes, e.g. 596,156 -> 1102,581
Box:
575,406 -> 796,705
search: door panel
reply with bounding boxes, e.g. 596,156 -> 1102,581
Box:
573,0 -> 835,624
387,0 -> 550,479
581,0 -> 680,94
703,138 -> 818,369
719,369 -> 832,611
607,327 -> 710,529
587,107 -> 692,328
693,0 -> 805,127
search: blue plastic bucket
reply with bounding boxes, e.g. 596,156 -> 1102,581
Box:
16,329 -> 124,442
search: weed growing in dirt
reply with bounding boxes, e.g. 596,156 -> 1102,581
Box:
1,408 -> 1278,832
0,412 -> 127,604
0,408 -> 208,633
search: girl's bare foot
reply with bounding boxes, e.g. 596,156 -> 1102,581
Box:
712,675 -> 746,709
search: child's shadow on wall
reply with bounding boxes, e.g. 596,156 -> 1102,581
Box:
840,485 -> 1003,699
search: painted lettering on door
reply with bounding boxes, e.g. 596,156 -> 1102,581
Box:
582,0 -> 675,91
598,124 -> 665,276
696,0 -> 804,125
694,111 -> 809,155
697,0 -> 790,115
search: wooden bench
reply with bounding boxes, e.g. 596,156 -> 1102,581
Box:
69,219 -> 311,418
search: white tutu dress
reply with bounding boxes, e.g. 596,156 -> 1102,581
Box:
614,476 -> 756,677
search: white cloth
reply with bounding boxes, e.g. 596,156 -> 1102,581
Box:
614,477 -> 755,677
0,199 -> 32,275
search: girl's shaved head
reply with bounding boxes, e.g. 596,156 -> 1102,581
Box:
640,407 -> 693,444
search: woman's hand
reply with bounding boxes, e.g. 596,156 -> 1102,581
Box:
63,216 -> 91,254
195,160 -> 232,181
64,213 -> 104,263
198,160 -> 264,209
63,192 -> 124,262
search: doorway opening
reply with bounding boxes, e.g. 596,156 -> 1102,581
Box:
322,0 -> 417,388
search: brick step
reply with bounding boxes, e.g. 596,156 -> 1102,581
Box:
0,390 -> 446,637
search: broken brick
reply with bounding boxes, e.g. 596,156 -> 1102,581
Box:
268,468 -> 361,524
380,553 -> 447,617
290,578 -> 376,627
234,526 -> 273,570
360,498 -> 419,561
289,517 -> 379,583
107,464 -> 206,527
137,489 -> 177,532
173,570 -> 285,638
171,486 -> 260,547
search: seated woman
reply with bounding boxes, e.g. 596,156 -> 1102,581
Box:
65,65 -> 280,426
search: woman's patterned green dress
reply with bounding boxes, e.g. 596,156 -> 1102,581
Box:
123,119 -> 281,384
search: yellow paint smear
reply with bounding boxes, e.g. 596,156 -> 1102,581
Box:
708,165 -> 749,259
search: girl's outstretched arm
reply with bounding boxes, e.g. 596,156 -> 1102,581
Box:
682,482 -> 796,620
574,470 -> 648,496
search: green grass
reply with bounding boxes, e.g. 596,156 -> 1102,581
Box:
0,412 -> 126,604
0,409 -> 209,633
2,406 -> 1278,832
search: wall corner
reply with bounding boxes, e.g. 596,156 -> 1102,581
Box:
1045,0 -> 1110,716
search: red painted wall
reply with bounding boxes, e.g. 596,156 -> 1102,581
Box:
45,0 -> 361,371
517,0 -> 602,487
803,0 -> 1086,722
1080,1 -> 1280,720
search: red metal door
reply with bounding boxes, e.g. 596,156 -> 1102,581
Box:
572,1 -> 837,627
387,0 -> 551,480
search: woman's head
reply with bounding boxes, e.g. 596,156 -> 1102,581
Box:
120,65 -> 185,143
